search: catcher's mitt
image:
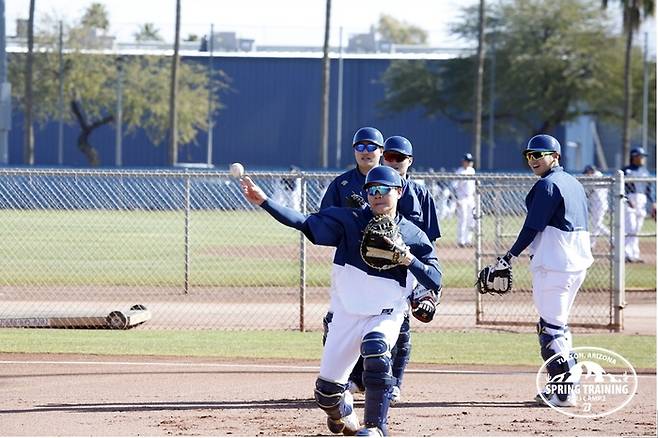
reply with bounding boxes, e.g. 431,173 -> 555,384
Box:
477,253 -> 513,295
360,215 -> 408,270
409,285 -> 441,323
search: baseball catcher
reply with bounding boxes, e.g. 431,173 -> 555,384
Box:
240,165 -> 442,436
477,252 -> 513,295
360,215 -> 410,270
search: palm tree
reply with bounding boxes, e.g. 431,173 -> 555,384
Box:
472,0 -> 486,169
24,0 -> 35,165
134,23 -> 163,42
601,0 -> 655,165
168,0 -> 181,165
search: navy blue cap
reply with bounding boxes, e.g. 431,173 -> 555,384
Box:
463,153 -> 474,162
523,134 -> 561,156
383,136 -> 413,156
353,127 -> 384,147
630,147 -> 648,157
363,166 -> 403,189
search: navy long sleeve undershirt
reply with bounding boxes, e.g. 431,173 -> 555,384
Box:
509,225 -> 538,257
261,198 -> 307,231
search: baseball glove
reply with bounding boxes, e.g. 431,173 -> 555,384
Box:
409,285 -> 441,323
360,215 -> 408,270
477,253 -> 513,295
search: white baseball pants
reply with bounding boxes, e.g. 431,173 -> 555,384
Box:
531,268 -> 587,327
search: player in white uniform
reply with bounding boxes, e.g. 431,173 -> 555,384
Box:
487,135 -> 593,407
622,147 -> 656,263
583,165 -> 609,249
240,165 -> 442,437
453,153 -> 476,247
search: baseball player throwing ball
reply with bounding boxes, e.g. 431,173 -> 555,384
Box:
477,134 -> 593,407
241,166 -> 442,436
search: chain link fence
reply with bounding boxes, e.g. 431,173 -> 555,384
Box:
0,169 -> 653,331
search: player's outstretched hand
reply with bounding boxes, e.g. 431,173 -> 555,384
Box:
240,176 -> 267,206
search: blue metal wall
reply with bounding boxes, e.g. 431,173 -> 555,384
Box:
8,54 -> 652,172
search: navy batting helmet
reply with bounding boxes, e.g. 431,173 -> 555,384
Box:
630,147 -> 648,157
523,134 -> 561,156
463,152 -> 474,162
353,127 -> 384,147
383,136 -> 413,156
363,166 -> 403,189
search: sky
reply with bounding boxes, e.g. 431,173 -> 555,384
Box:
6,0 -> 483,48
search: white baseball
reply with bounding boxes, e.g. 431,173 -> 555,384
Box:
229,162 -> 244,178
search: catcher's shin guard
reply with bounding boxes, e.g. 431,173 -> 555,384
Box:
390,315 -> 411,388
322,311 -> 333,346
314,378 -> 357,432
537,318 -> 576,402
361,332 -> 395,435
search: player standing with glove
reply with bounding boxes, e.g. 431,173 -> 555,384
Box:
477,134 -> 593,407
241,165 -> 442,437
320,129 -> 441,405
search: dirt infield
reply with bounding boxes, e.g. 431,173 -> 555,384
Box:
1,353 -> 655,436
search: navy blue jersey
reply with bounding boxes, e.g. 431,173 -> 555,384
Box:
523,167 -> 593,272
320,167 -> 441,241
320,168 -> 368,210
524,167 -> 589,233
403,179 -> 441,241
261,199 -> 442,315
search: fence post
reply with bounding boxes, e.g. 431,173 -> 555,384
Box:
184,174 -> 191,295
299,173 -> 307,332
612,170 -> 625,331
474,178 -> 483,324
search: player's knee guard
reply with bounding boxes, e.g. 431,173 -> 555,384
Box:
322,311 -> 333,346
391,315 -> 411,387
537,318 -> 576,378
361,332 -> 395,435
314,378 -> 353,421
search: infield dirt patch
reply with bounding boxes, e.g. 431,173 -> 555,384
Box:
0,354 -> 654,436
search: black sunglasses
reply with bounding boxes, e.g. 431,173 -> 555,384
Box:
383,151 -> 410,163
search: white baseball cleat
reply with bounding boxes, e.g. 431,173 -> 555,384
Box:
535,392 -> 576,408
389,385 -> 401,405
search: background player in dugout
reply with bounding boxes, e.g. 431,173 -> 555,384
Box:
320,127 -> 441,404
482,134 -> 593,407
240,166 -> 442,436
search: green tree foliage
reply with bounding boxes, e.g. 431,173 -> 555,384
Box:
380,0 -> 655,142
377,14 -> 428,45
601,0 -> 654,164
80,2 -> 110,31
133,23 -> 164,42
8,6 -> 227,166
